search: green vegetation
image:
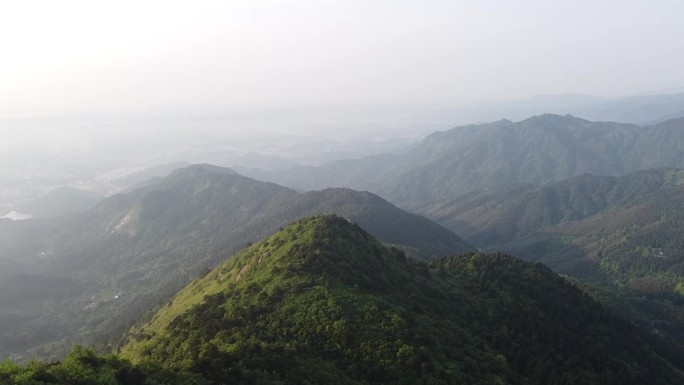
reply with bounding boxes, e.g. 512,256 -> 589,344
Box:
0,345 -> 200,385
119,215 -> 684,384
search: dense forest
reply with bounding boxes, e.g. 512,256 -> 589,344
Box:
116,216 -> 684,384
414,168 -> 684,346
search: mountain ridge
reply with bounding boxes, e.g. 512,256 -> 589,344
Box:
241,114 -> 684,207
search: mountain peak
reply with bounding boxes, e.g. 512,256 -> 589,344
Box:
232,214 -> 400,287
521,113 -> 589,125
121,214 -> 412,358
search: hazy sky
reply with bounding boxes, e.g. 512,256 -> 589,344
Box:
2,0 -> 684,120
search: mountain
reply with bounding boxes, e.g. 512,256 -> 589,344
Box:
0,164 -> 469,360
409,92 -> 684,129
243,115 -> 684,207
410,93 -> 608,127
121,216 -> 684,385
414,168 -> 684,343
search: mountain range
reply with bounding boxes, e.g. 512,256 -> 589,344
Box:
0,164 -> 469,360
3,109 -> 684,383
242,114 -> 684,207
413,92 -> 684,128
234,113 -> 684,351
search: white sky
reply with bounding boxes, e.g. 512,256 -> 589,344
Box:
1,0 -> 684,120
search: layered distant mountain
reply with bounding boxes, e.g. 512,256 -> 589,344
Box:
121,216 -> 684,385
412,92 -> 684,128
243,114 -> 684,207
0,164 -> 469,359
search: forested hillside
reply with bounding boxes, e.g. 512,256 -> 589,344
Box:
415,168 -> 684,345
120,216 -> 684,385
417,168 -> 684,246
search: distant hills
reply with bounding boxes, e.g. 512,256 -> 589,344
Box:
120,216 -> 684,384
102,161 -> 192,191
413,92 -> 684,127
243,114 -> 684,207
0,164 -> 469,359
